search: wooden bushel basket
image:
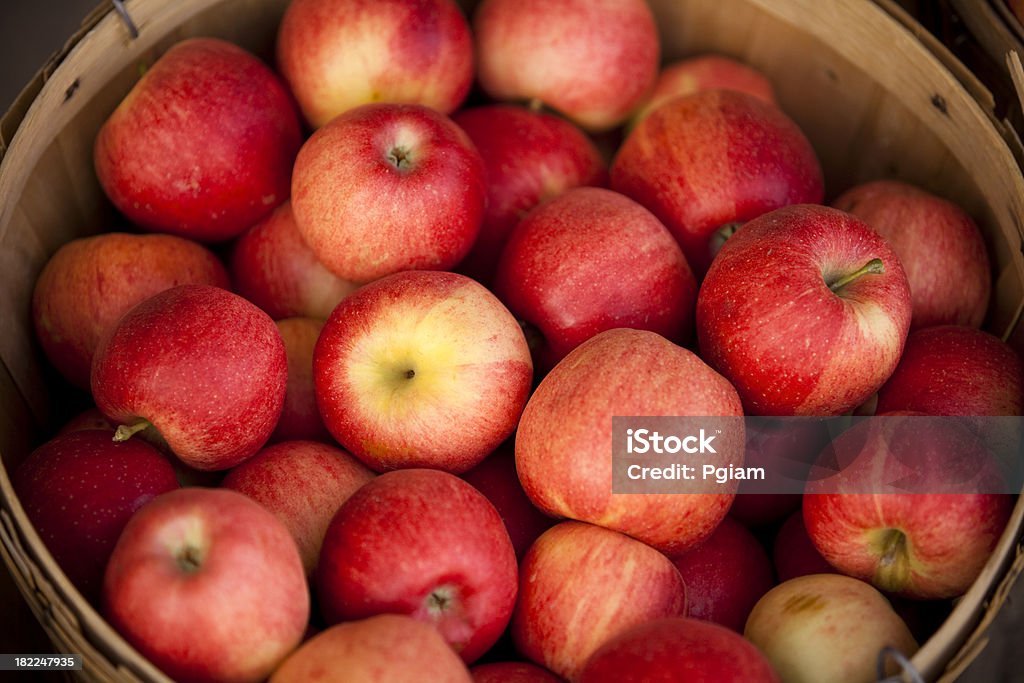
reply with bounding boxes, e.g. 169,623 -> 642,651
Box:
1,1 -> 1023,680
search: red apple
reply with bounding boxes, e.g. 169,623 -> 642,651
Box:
876,325 -> 1024,416
612,90 -> 824,276
803,414 -> 1012,599
670,516 -> 775,632
12,430 -> 179,602
579,617 -> 780,683
57,407 -> 114,435
773,510 -> 837,582
273,317 -> 331,443
833,180 -> 990,329
493,187 -> 697,371
316,469 -> 518,663
471,662 -> 563,683
314,270 -> 532,473
94,38 -> 302,242
633,55 -> 777,124
697,204 -> 912,416
221,439 -> 375,575
451,104 -> 608,284
511,521 -> 686,681
91,284 -> 287,471
271,614 -> 473,683
460,443 -> 555,561
32,232 -> 228,389
230,202 -> 358,321
516,328 -> 743,555
276,0 -> 474,128
103,488 -> 309,683
292,103 -> 486,282
473,0 -> 659,132
745,574 -> 918,683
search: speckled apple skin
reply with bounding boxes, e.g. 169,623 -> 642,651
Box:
32,232 -> 229,389
833,180 -> 991,330
103,488 -> 309,683
612,90 -> 824,276
876,325 -> 1024,416
94,38 -> 302,242
91,284 -> 287,471
515,328 -> 742,555
271,317 -> 331,443
452,104 -> 608,284
470,661 -> 563,683
276,0 -> 474,128
493,187 -> 696,371
13,430 -> 179,602
313,271 -> 532,473
697,205 -> 911,416
511,521 -> 686,682
474,0 -> 659,132
271,615 -> 473,683
292,103 -> 486,283
670,516 -> 775,633
579,617 -> 781,683
230,202 -> 358,321
316,469 -> 518,664
221,439 -> 374,575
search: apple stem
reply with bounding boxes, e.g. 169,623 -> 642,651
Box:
113,419 -> 151,443
872,528 -> 911,593
827,258 -> 885,293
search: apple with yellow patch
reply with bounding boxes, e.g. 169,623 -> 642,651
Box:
697,205 -> 912,415
313,270 -> 532,473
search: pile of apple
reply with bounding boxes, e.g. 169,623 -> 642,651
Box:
14,0 -> 1024,681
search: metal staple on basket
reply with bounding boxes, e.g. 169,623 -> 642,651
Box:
111,0 -> 139,39
877,645 -> 926,683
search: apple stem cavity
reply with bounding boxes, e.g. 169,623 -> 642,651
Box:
113,419 -> 152,443
386,146 -> 413,172
827,258 -> 885,293
872,528 -> 911,593
176,543 -> 205,574
425,585 -> 456,615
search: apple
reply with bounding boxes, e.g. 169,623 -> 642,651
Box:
91,284 -> 287,471
632,54 -> 777,124
94,38 -> 302,242
314,270 -> 532,473
493,187 -> 697,372
876,325 -> 1024,416
670,516 -> 775,632
103,488 -> 309,683
473,0 -> 659,132
229,202 -> 358,321
273,317 -> 332,443
276,0 -> 473,128
579,616 -> 780,683
270,614 -> 473,683
57,407 -> 114,435
460,443 -> 555,561
292,103 -> 486,283
316,469 -> 517,663
511,521 -> 686,681
221,439 -> 375,575
32,232 -> 228,389
12,430 -> 179,602
515,328 -> 743,555
451,104 -> 608,284
803,414 -> 1013,599
773,510 -> 837,582
832,179 -> 991,329
745,574 -> 918,683
612,90 -> 824,276
471,662 -> 563,683
696,204 -> 912,416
